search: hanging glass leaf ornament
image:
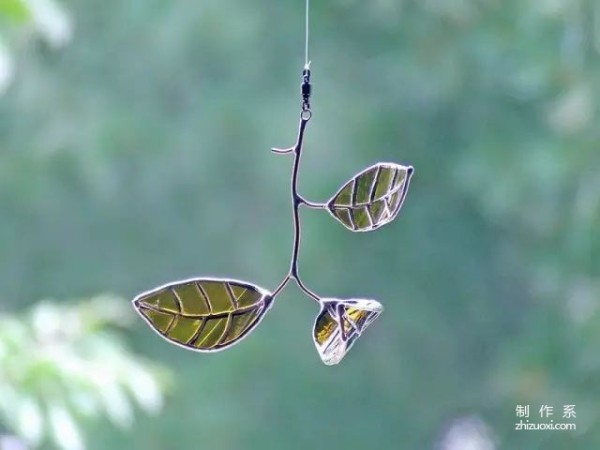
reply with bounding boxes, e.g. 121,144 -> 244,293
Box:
313,299 -> 383,365
327,163 -> 413,232
133,278 -> 273,352
132,0 -> 415,366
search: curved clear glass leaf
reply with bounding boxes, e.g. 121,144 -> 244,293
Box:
133,278 -> 273,352
327,162 -> 414,232
313,298 -> 383,365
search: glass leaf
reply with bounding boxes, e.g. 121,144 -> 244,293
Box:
133,278 -> 273,352
327,163 -> 413,232
313,298 -> 383,365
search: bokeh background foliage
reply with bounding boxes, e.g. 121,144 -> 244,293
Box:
0,298 -> 165,450
0,0 -> 599,449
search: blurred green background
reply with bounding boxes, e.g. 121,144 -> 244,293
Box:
0,0 -> 599,449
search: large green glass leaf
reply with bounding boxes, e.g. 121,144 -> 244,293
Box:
327,163 -> 413,232
313,298 -> 383,365
133,278 -> 273,352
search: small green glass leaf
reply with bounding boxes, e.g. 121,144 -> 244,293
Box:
313,298 -> 383,365
133,278 -> 273,352
327,162 -> 414,232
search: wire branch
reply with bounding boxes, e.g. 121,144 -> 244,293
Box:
271,147 -> 294,155
298,197 -> 327,209
272,275 -> 291,299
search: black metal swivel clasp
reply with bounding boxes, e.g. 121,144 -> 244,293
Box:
301,65 -> 312,113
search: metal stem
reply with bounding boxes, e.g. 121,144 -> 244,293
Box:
270,68 -> 321,304
289,117 -> 308,279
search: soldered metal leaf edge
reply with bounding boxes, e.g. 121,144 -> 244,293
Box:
132,277 -> 274,353
312,298 -> 383,366
326,162 -> 414,233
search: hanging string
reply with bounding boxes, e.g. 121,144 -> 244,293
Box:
305,0 -> 310,68
301,0 -> 312,115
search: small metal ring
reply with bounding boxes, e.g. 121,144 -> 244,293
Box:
301,110 -> 312,120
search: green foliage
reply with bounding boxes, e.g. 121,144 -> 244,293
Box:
0,0 -> 30,23
0,0 -> 71,94
0,0 -> 598,449
0,298 -> 166,450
